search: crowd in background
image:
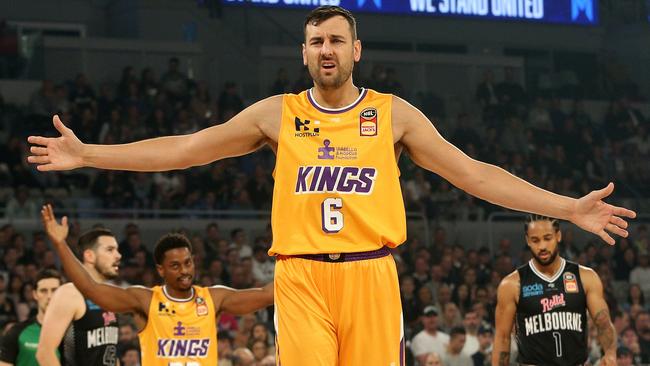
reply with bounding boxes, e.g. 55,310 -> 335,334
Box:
0,58 -> 648,222
0,57 -> 649,365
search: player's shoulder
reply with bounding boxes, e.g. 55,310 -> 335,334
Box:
47,282 -> 85,315
498,270 -> 521,293
55,282 -> 83,298
577,264 -> 600,286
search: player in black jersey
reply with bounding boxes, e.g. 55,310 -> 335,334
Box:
36,227 -> 122,366
493,215 -> 616,366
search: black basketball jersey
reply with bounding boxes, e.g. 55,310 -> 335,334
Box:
515,259 -> 588,366
61,298 -> 119,366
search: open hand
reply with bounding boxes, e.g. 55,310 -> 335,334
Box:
570,183 -> 636,245
41,204 -> 69,245
27,115 -> 85,171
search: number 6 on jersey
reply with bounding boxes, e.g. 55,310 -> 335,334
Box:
321,198 -> 344,233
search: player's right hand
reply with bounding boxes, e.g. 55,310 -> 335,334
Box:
41,204 -> 69,245
27,115 -> 85,171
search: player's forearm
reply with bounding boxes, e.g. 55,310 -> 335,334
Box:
83,135 -> 194,171
459,162 -> 575,220
594,309 -> 617,355
220,283 -> 274,315
491,333 -> 511,366
36,348 -> 61,366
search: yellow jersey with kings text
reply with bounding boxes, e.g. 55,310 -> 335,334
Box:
270,88 -> 406,255
138,286 -> 217,366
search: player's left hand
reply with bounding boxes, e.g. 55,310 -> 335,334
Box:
570,182 -> 636,245
41,204 -> 69,245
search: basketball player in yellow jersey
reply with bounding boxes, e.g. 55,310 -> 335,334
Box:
40,205 -> 273,366
28,6 -> 636,366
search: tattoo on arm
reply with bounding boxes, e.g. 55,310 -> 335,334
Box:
498,352 -> 510,366
594,309 -> 616,352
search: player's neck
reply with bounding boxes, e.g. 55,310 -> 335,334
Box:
84,263 -> 108,282
163,284 -> 194,301
531,256 -> 564,277
311,80 -> 360,109
37,310 -> 45,324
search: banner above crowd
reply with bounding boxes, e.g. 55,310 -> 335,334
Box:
223,0 -> 598,25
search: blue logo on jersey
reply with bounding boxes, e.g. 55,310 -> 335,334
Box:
86,299 -> 101,310
571,0 -> 594,21
522,283 -> 544,298
358,0 -> 382,9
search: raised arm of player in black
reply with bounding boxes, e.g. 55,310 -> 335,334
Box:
41,204 -> 151,317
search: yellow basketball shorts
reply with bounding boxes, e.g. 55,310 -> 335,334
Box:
274,247 -> 405,366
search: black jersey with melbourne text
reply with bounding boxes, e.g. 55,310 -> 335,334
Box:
60,298 -> 119,366
515,259 -> 588,366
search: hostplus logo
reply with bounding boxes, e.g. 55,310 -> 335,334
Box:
295,117 -> 320,137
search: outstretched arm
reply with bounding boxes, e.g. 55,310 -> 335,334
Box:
394,96 -> 636,245
27,96 -> 281,172
41,204 -> 150,315
210,282 -> 273,316
582,266 -> 616,366
492,272 -> 519,366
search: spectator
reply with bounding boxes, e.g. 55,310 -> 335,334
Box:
442,326 -> 473,366
471,325 -> 493,366
160,57 -> 189,103
410,306 -> 449,366
630,254 -> 650,299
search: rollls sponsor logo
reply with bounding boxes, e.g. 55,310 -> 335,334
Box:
541,293 -> 566,313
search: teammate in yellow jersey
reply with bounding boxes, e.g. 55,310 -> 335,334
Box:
28,6 -> 635,366
40,205 -> 273,366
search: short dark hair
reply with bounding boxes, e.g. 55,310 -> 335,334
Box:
450,326 -> 466,338
77,228 -> 114,258
154,233 -> 193,265
34,269 -> 62,289
304,6 -> 357,40
524,214 -> 560,234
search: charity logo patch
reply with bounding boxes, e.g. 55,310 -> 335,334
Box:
317,139 -> 358,160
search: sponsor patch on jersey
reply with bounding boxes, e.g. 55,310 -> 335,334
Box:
102,311 -> 117,326
563,272 -> 578,293
294,117 -> 320,137
359,107 -> 377,136
158,301 -> 176,315
522,283 -> 544,298
317,139 -> 358,160
196,296 -> 209,316
540,293 -> 566,312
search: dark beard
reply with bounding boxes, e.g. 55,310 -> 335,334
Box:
530,247 -> 559,266
309,64 -> 352,90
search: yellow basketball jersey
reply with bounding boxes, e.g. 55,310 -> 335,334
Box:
270,88 -> 406,255
139,286 -> 217,366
